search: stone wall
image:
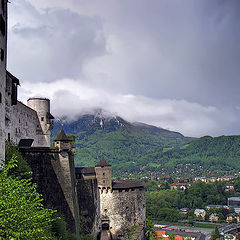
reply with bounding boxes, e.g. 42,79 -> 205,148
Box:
0,0 -> 7,163
5,100 -> 47,146
4,87 -> 53,147
76,178 -> 101,239
27,98 -> 53,146
20,147 -> 80,234
100,188 -> 146,239
95,165 -> 112,188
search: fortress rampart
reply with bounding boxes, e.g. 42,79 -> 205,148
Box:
20,146 -> 80,234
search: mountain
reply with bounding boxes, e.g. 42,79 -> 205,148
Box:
52,110 -> 192,176
155,135 -> 240,176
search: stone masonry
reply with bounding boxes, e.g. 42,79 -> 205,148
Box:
0,0 -> 7,163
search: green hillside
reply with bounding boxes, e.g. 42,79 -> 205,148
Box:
145,135 -> 240,176
52,113 -> 191,176
52,113 -> 240,177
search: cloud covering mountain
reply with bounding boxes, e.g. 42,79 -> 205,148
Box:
7,0 -> 240,137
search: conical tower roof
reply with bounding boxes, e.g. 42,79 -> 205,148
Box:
55,129 -> 71,142
95,157 -> 111,167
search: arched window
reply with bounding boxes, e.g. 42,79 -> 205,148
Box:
0,92 -> 2,103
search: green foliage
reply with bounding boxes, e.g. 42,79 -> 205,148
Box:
234,176 -> 240,192
5,140 -> 32,179
210,227 -> 220,240
53,116 -> 240,177
0,155 -> 56,239
52,117 -> 190,176
146,181 -> 228,222
51,214 -> 93,240
146,218 -> 157,240
156,135 -> 240,174
180,182 -> 226,209
146,190 -> 183,222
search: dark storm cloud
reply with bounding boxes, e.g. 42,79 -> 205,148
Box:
7,0 -> 240,136
8,0 -> 106,82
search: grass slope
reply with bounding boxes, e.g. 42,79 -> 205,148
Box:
52,114 -> 190,175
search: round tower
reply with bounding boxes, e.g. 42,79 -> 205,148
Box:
27,98 -> 54,146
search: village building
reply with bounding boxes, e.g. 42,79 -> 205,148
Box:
171,182 -> 191,191
194,209 -> 206,220
209,213 -> 219,222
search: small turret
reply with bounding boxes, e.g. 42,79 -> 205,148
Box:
95,157 -> 112,189
54,129 -> 72,151
27,98 -> 54,146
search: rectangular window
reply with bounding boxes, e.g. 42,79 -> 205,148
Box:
0,48 -> 4,61
0,14 -> 5,36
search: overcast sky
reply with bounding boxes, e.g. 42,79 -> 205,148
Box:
7,0 -> 240,137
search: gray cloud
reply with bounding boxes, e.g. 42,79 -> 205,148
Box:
8,0 -> 106,82
17,79 -> 238,137
7,0 -> 240,136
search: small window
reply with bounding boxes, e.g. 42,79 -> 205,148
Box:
7,133 -> 10,141
15,128 -> 17,133
0,14 -> 5,36
1,0 -> 5,15
103,172 -> 105,176
103,180 -> 105,184
104,209 -> 107,213
41,117 -> 44,121
19,119 -> 20,123
0,92 -> 1,103
0,48 -> 4,61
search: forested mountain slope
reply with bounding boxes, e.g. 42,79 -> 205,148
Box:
51,110 -> 191,175
52,111 -> 240,176
154,135 -> 240,174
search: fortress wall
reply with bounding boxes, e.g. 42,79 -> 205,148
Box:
5,101 -> 44,146
20,148 -> 79,233
0,1 -> 7,163
100,188 -> 146,239
76,178 -> 101,238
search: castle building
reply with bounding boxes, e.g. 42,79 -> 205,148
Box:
0,2 -> 146,239
5,72 -> 54,147
0,0 -> 7,163
0,0 -> 53,163
76,157 -> 146,240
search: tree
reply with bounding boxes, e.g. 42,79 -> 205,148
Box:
146,218 -> 157,240
0,155 -> 56,239
210,227 -> 220,240
5,140 -> 32,179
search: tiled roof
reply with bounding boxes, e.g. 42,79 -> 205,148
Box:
7,71 -> 20,85
95,157 -> 111,167
112,180 -> 144,189
75,167 -> 96,175
55,129 -> 71,141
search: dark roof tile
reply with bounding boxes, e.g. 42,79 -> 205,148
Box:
55,129 -> 71,141
112,180 -> 144,189
95,157 -> 111,167
75,167 -> 96,175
